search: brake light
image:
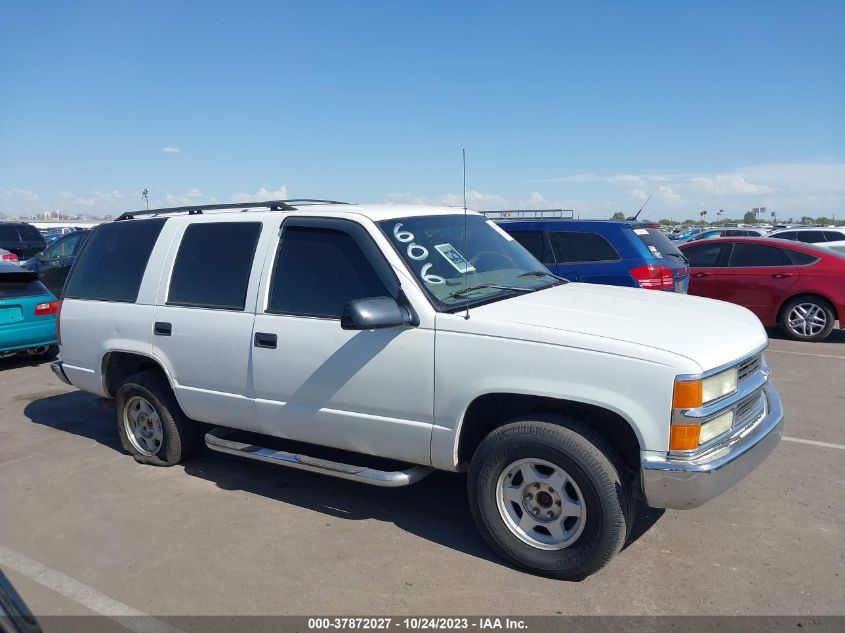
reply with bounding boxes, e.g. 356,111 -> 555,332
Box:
35,300 -> 59,316
56,299 -> 63,344
1,253 -> 18,263
630,265 -> 674,290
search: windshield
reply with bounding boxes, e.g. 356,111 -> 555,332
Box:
379,214 -> 563,311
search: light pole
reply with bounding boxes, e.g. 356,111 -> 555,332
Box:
141,188 -> 150,210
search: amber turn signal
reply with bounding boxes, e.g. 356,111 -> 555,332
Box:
669,424 -> 701,451
672,380 -> 703,409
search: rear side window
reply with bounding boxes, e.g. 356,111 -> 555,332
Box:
549,231 -> 620,263
728,243 -> 790,267
796,231 -> 826,244
64,219 -> 166,302
509,231 -> 554,264
683,243 -> 724,267
17,224 -> 43,241
631,227 -> 683,260
784,250 -> 820,266
772,231 -> 796,241
823,231 -> 845,242
0,226 -> 20,241
268,226 -> 389,318
0,271 -> 50,298
167,222 -> 261,310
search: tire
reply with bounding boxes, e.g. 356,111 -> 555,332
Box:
25,345 -> 58,360
468,416 -> 633,580
779,296 -> 835,342
115,370 -> 199,466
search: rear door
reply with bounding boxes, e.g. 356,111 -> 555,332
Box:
721,242 -> 798,320
152,220 -> 269,429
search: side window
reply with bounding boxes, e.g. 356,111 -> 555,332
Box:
268,225 -> 390,318
51,233 -> 83,258
796,232 -> 826,244
773,231 -> 797,241
728,243 -> 790,267
168,222 -> 261,310
510,231 -> 553,264
684,243 -> 725,267
822,231 -> 845,242
549,231 -> 620,263
0,226 -> 20,241
64,219 -> 166,302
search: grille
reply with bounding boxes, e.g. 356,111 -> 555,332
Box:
734,389 -> 766,430
737,354 -> 762,383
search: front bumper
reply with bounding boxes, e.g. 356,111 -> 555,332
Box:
641,382 -> 783,509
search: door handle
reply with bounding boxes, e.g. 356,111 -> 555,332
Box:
154,322 -> 172,336
692,272 -> 711,278
772,273 -> 793,279
254,332 -> 277,349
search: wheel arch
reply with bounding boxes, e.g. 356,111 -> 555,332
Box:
101,350 -> 175,398
455,392 -> 643,475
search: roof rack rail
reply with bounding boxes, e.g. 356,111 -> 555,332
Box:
480,209 -> 575,220
115,199 -> 351,221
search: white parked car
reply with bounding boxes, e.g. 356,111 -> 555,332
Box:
51,200 -> 783,579
768,227 -> 845,254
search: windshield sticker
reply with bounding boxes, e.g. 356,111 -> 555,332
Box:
648,244 -> 664,258
633,228 -> 649,235
486,220 -> 515,241
434,243 -> 476,273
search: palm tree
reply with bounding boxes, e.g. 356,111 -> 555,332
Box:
699,210 -> 707,225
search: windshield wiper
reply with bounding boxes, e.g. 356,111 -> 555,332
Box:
518,270 -> 569,282
447,284 -> 537,300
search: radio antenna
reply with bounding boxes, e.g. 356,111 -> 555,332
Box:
463,148 -> 470,320
627,193 -> 651,221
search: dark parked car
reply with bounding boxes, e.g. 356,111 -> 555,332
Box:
498,219 -> 689,291
0,222 -> 47,261
23,229 -> 90,296
680,237 -> 845,341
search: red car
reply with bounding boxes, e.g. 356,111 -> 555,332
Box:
679,237 -> 845,341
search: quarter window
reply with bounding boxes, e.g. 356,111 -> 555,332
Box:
268,225 -> 390,318
168,222 -> 261,310
549,231 -> 620,263
784,250 -> 819,266
728,243 -> 790,267
64,219 -> 166,303
822,231 -> 845,242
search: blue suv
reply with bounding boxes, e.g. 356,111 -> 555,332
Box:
498,218 -> 689,292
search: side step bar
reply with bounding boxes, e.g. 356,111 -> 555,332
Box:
204,427 -> 432,487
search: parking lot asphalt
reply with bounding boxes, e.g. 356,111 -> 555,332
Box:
1,329 -> 843,620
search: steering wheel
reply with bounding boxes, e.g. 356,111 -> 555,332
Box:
470,250 -> 516,270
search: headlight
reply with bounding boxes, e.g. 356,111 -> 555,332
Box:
672,367 -> 738,409
698,410 -> 734,444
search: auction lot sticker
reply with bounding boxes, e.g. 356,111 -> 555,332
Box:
434,243 -> 476,273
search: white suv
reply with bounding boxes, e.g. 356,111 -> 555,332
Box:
768,226 -> 845,254
52,200 -> 784,579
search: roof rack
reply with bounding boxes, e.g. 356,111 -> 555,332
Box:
480,209 -> 575,220
115,199 -> 351,221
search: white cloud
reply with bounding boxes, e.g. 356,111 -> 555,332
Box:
690,174 -> 774,195
230,186 -> 289,203
438,190 -> 506,208
527,191 -> 544,205
165,188 -> 208,206
161,147 -> 180,153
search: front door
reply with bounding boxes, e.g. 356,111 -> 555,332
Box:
720,242 -> 798,320
250,217 -> 435,465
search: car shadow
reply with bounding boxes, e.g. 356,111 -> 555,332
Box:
24,391 -> 663,577
0,353 -> 58,371
765,325 -> 845,344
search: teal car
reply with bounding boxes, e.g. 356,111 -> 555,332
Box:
0,263 -> 59,360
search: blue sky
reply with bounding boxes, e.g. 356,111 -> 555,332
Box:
1,0 -> 843,220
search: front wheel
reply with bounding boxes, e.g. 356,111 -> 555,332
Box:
468,418 -> 632,580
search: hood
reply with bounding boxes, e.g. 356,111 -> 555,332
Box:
466,283 -> 767,372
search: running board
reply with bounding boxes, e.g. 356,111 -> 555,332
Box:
204,427 -> 432,487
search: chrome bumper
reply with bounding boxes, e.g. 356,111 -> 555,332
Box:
50,360 -> 72,386
641,382 -> 783,509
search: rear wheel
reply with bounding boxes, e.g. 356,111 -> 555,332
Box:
779,296 -> 835,342
468,417 -> 632,580
115,370 -> 199,466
